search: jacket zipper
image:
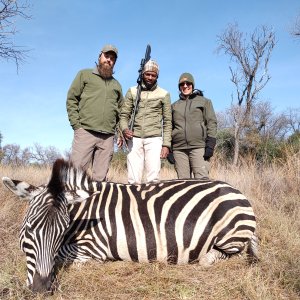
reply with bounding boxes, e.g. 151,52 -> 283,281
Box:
184,99 -> 188,147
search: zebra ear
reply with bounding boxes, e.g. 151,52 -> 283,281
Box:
2,177 -> 42,201
64,189 -> 92,204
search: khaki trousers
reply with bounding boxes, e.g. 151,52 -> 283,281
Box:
71,128 -> 114,181
173,148 -> 210,179
127,137 -> 162,184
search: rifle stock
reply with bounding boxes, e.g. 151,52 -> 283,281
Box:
129,44 -> 151,131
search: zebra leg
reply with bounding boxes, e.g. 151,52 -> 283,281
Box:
199,249 -> 229,267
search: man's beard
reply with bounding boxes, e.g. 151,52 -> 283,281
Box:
143,80 -> 157,90
98,62 -> 114,79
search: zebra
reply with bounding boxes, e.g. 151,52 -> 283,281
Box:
2,158 -> 258,293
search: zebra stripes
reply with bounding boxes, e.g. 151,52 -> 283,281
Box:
60,179 -> 257,265
2,159 -> 258,292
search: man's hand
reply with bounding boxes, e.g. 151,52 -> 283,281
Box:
203,136 -> 216,161
160,146 -> 169,159
117,137 -> 123,148
166,152 -> 175,164
123,128 -> 134,140
203,147 -> 214,161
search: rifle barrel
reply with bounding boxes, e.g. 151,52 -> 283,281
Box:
129,45 -> 151,132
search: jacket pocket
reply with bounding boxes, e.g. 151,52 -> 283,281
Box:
201,122 -> 207,139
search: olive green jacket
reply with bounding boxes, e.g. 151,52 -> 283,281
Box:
171,94 -> 217,150
119,84 -> 172,148
66,67 -> 123,134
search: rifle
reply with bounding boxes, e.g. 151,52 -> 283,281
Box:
129,44 -> 151,131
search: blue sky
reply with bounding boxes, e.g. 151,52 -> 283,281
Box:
0,0 -> 299,153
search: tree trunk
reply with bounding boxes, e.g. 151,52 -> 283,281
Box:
233,124 -> 240,166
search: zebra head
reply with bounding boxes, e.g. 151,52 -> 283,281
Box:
2,159 -> 92,293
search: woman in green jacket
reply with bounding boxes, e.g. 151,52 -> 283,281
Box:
171,73 -> 217,179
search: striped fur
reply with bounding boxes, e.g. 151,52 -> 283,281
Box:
2,159 -> 258,292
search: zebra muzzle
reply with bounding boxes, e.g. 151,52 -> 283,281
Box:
31,272 -> 54,294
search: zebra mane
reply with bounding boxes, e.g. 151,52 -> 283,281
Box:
47,159 -> 93,198
47,159 -> 71,198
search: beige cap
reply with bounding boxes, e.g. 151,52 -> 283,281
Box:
101,44 -> 118,57
143,60 -> 159,76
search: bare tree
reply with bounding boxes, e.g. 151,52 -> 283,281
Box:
63,149 -> 71,161
2,143 -> 21,165
248,101 -> 289,140
217,23 -> 276,165
1,144 -> 33,165
0,142 -> 63,165
31,143 -> 62,165
216,111 -> 231,130
20,146 -> 32,164
0,0 -> 31,69
291,14 -> 300,37
284,107 -> 300,134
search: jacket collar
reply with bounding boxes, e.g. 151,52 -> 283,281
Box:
141,81 -> 158,91
92,66 -> 114,80
179,89 -> 204,100
92,66 -> 100,75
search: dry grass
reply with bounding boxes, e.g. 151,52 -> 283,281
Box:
0,154 -> 299,300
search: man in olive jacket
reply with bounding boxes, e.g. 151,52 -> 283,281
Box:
172,72 -> 217,179
120,60 -> 172,184
66,44 -> 123,181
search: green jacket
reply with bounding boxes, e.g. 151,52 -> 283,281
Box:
171,93 -> 217,150
66,67 -> 123,134
120,84 -> 172,148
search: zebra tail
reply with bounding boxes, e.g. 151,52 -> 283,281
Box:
246,232 -> 259,264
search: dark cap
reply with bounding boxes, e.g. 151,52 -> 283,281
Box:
178,72 -> 195,89
101,44 -> 118,57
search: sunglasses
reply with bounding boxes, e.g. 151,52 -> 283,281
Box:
179,81 -> 192,87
